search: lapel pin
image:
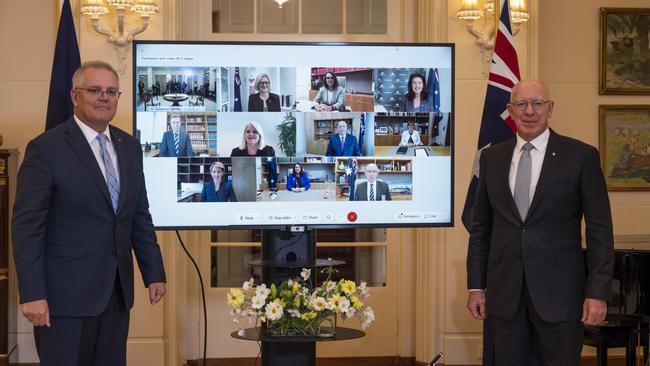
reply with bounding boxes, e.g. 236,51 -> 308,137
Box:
552,152 -> 556,156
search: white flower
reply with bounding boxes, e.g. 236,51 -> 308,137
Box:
288,309 -> 302,318
361,307 -> 375,329
256,284 -> 271,298
337,297 -> 351,314
324,280 -> 336,292
310,296 -> 327,311
325,299 -> 336,310
242,277 -> 254,291
344,306 -> 356,318
265,300 -> 284,321
287,279 -> 294,287
300,268 -> 311,281
359,281 -> 370,300
251,295 -> 266,309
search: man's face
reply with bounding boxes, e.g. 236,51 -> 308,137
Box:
365,165 -> 379,183
508,81 -> 554,141
170,117 -> 181,133
337,122 -> 347,135
71,67 -> 119,131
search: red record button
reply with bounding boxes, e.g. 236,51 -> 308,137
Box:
347,212 -> 358,222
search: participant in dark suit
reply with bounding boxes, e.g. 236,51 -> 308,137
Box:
12,61 -> 166,366
353,163 -> 392,201
248,73 -> 281,112
326,120 -> 361,156
286,163 -> 311,192
201,161 -> 237,202
159,113 -> 193,157
466,80 -> 613,366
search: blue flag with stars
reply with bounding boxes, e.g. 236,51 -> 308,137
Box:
358,112 -> 366,155
233,67 -> 243,112
427,68 -> 441,113
346,158 -> 357,201
265,157 -> 277,191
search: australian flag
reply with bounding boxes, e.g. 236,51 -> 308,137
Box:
346,158 -> 357,201
45,0 -> 80,131
358,113 -> 366,155
265,157 -> 277,191
427,68 -> 441,113
233,67 -> 243,112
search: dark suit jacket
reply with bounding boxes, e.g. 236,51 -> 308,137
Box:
467,129 -> 613,323
248,92 -> 281,112
12,118 -> 166,317
354,180 -> 392,201
326,133 -> 361,156
159,130 -> 193,157
201,180 -> 237,202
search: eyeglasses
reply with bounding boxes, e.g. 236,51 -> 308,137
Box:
76,87 -> 122,98
510,100 -> 550,111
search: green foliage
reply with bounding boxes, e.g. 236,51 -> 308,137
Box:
276,112 -> 296,156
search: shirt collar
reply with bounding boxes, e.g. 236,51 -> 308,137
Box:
74,115 -> 111,145
516,127 -> 549,153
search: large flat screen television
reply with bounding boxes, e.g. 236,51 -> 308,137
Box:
133,41 -> 454,229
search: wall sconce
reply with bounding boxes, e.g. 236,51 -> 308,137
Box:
456,0 -> 529,75
275,0 -> 290,8
81,0 -> 158,74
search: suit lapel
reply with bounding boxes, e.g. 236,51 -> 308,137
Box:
498,139 -> 521,221
63,119 -> 113,211
526,130 -> 562,220
111,128 -> 129,216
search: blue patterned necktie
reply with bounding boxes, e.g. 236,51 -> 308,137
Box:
369,183 -> 375,201
174,133 -> 180,155
96,134 -> 120,214
514,142 -> 534,220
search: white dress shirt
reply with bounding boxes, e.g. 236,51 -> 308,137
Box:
74,115 -> 120,184
508,128 -> 550,204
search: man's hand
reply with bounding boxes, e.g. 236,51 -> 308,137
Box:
148,282 -> 167,305
21,299 -> 50,327
582,298 -> 607,325
467,291 -> 487,320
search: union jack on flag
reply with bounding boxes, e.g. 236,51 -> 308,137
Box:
461,0 -> 521,232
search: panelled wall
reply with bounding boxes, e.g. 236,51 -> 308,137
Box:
1,0 -> 649,365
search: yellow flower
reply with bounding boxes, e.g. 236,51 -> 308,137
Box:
341,280 -> 356,295
351,296 -> 363,309
301,311 -> 317,320
292,281 -> 301,292
227,288 -> 245,308
276,299 -> 286,308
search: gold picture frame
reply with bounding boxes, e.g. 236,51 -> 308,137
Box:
599,8 -> 650,95
599,105 -> 650,190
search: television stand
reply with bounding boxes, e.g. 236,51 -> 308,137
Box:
230,228 -> 365,366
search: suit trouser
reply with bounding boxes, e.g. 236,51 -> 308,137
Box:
489,281 -> 583,366
33,274 -> 130,366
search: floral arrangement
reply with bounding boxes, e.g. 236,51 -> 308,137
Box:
227,268 -> 375,337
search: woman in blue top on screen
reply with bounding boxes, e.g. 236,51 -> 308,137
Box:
248,73 -> 281,112
201,161 -> 237,202
286,163 -> 311,192
402,72 -> 434,112
230,121 -> 276,157
313,71 -> 346,112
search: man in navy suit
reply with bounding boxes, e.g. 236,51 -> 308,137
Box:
466,80 -> 613,365
12,61 -> 167,366
159,113 -> 193,157
326,120 -> 361,156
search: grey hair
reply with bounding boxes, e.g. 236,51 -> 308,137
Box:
71,61 -> 119,89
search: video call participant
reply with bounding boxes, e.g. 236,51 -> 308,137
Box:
354,163 -> 392,201
201,161 -> 237,202
399,121 -> 423,147
286,163 -> 311,192
313,71 -> 346,112
12,61 -> 166,366
466,80 -> 614,365
402,72 -> 435,112
230,121 -> 276,157
248,73 -> 281,112
326,120 -> 361,156
159,114 -> 194,157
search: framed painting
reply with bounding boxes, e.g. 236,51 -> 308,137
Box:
599,105 -> 650,190
599,8 -> 650,94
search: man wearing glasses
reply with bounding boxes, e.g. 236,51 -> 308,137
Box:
13,61 -> 167,366
466,80 -> 613,365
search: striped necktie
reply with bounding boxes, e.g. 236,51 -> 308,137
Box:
514,142 -> 534,220
174,133 -> 180,155
369,183 -> 375,201
96,134 -> 120,214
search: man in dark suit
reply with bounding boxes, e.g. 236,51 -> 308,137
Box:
159,113 -> 193,157
12,61 -> 167,366
354,163 -> 392,201
466,80 -> 613,365
326,120 -> 361,156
